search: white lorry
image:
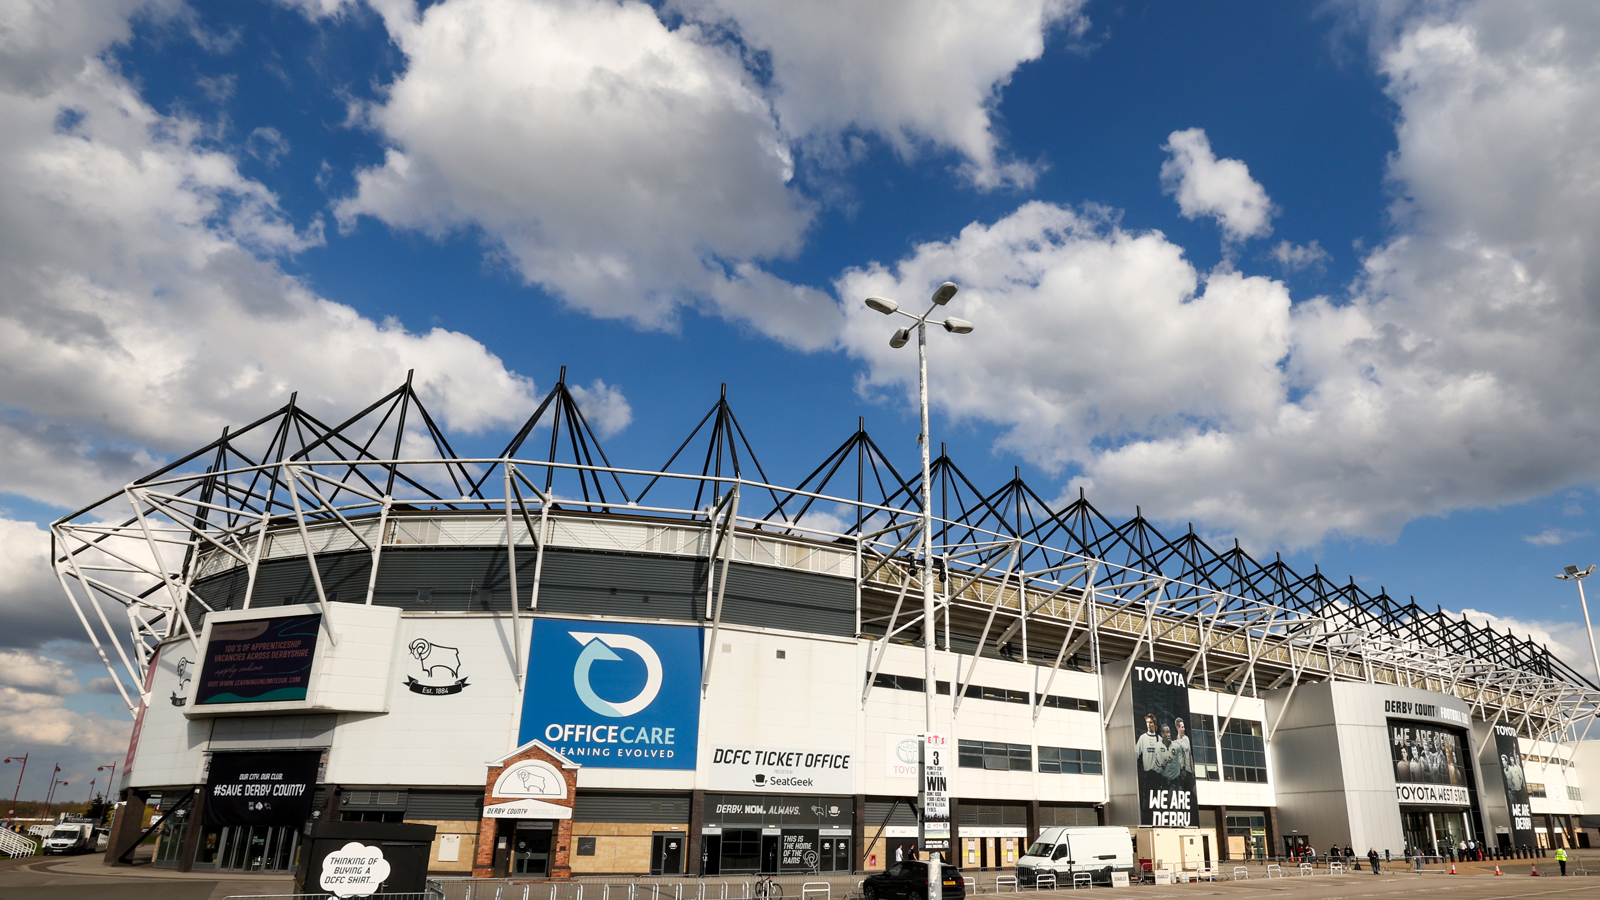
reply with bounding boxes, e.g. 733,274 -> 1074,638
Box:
40,821 -> 95,855
1016,826 -> 1135,886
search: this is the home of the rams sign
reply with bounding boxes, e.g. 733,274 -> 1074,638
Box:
518,620 -> 702,769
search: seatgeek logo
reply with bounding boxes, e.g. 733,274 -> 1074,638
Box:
521,621 -> 701,769
571,632 -> 663,717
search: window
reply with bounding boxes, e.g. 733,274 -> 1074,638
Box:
576,837 -> 597,856
1528,783 -> 1547,798
867,673 -> 1093,710
1188,715 -> 1219,781
1568,786 -> 1582,801
871,672 -> 925,692
957,740 -> 1031,771
1038,746 -> 1103,775
1037,694 -> 1100,713
1219,719 -> 1268,783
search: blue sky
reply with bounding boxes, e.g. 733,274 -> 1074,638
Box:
4,0 -> 1600,796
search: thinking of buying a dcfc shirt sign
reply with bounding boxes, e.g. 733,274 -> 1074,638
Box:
519,620 -> 702,769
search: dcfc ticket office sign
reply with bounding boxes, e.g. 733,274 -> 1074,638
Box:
519,620 -> 702,769
708,746 -> 853,794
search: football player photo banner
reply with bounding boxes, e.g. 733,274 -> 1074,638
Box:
1493,722 -> 1536,848
1131,661 -> 1198,827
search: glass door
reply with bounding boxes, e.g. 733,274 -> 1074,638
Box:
515,830 -> 551,875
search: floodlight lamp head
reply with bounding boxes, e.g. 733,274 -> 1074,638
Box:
1566,565 -> 1581,576
890,327 -> 911,349
865,296 -> 899,315
931,282 -> 959,306
942,317 -> 974,334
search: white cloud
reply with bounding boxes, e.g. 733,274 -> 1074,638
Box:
0,1 -> 624,509
677,0 -> 1087,189
1523,527 -> 1590,546
835,4 -> 1600,550
1454,607 -> 1599,682
0,649 -> 81,696
337,0 -> 826,345
837,201 -> 1293,469
334,0 -> 1085,344
1160,128 -> 1275,242
1271,239 -> 1330,273
0,519 -> 89,649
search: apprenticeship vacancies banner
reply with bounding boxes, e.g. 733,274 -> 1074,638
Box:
1131,661 -> 1198,827
195,614 -> 320,705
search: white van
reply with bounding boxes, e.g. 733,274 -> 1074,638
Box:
1016,826 -> 1135,886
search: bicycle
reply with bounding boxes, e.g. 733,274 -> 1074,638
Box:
755,874 -> 783,900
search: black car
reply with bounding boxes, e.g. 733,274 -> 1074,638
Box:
862,860 -> 966,900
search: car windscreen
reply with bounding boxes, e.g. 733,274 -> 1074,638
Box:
48,828 -> 78,838
1024,841 -> 1054,857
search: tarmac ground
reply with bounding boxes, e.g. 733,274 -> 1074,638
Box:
0,854 -> 1591,900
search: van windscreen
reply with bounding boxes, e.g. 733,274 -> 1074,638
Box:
1025,840 -> 1053,857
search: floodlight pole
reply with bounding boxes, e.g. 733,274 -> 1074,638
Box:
917,316 -> 935,738
863,283 -> 970,879
1556,566 -> 1600,692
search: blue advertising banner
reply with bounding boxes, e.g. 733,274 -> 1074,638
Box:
519,620 -> 702,769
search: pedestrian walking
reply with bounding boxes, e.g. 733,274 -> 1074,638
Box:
1554,845 -> 1567,876
1368,848 -> 1380,874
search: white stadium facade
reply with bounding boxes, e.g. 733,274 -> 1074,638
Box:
52,374 -> 1600,878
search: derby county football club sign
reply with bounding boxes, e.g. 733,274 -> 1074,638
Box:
1131,662 -> 1197,827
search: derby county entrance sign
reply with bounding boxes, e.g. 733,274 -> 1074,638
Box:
1131,662 -> 1197,827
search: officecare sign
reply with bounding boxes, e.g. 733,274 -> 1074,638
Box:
519,620 -> 701,769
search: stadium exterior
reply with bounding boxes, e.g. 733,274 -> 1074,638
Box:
51,375 -> 1600,877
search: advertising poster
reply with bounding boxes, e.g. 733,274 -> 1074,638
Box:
1492,723 -> 1536,847
1388,721 -> 1472,805
519,620 -> 702,769
204,749 -> 320,826
1130,662 -> 1197,827
195,615 -> 321,705
921,733 -> 950,851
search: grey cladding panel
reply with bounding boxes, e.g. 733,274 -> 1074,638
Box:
406,791 -> 484,821
720,563 -> 853,637
190,546 -> 854,638
574,792 -> 691,823
864,800 -> 918,827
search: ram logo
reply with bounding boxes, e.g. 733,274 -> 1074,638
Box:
410,639 -> 461,678
405,638 -> 469,695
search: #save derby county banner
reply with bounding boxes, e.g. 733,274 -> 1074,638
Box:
519,620 -> 702,769
196,614 -> 321,705
204,750 -> 320,826
1131,662 -> 1197,827
1493,723 -> 1536,847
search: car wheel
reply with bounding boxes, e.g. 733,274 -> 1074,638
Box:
907,889 -> 924,900
862,886 -> 876,900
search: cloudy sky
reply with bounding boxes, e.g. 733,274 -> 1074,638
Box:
5,0 -> 1600,797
